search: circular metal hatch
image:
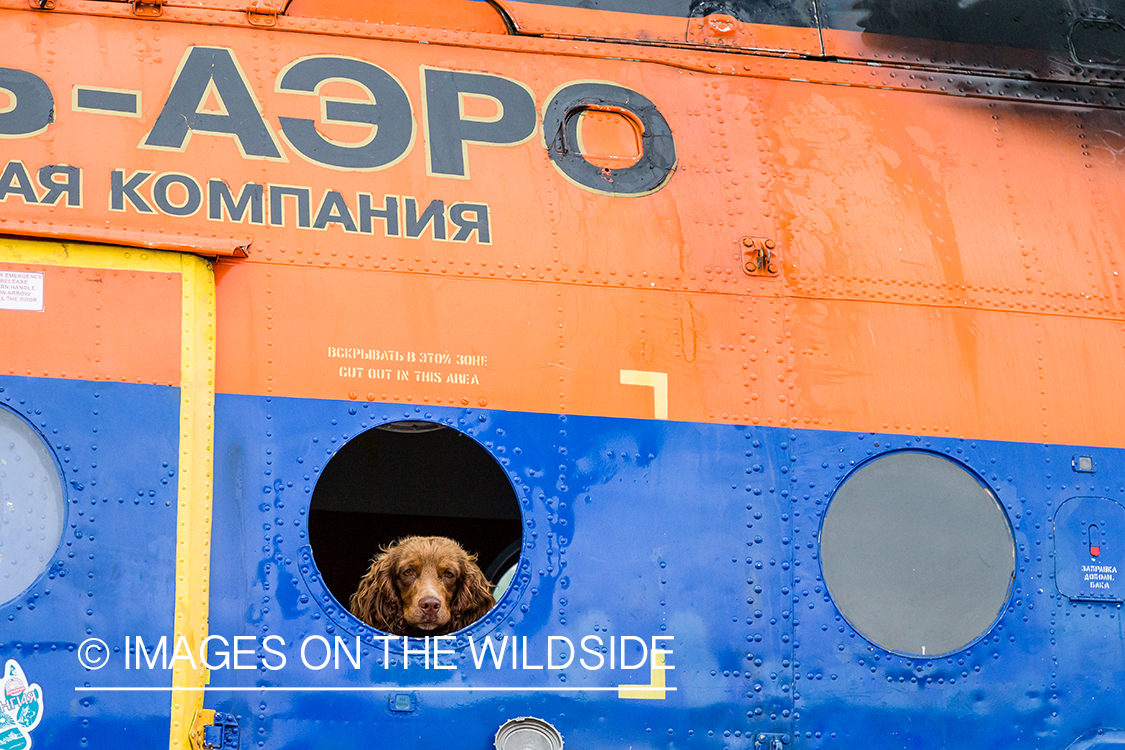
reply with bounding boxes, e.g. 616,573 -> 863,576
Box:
820,451 -> 1015,657
0,407 -> 65,604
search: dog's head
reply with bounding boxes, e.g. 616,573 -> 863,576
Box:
350,535 -> 495,636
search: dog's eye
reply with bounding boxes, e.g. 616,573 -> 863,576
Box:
442,570 -> 455,579
401,568 -> 417,579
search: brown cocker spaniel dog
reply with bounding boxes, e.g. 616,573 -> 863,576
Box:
349,536 -> 495,636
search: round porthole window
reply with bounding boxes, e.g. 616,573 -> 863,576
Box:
820,451 -> 1015,657
0,406 -> 65,604
309,421 -> 522,635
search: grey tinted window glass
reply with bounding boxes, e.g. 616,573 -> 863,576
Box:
820,452 -> 1014,656
0,408 -> 65,603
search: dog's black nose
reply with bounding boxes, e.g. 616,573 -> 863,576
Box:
419,597 -> 442,614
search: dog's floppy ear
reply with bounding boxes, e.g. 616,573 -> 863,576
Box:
350,547 -> 405,635
451,554 -> 496,631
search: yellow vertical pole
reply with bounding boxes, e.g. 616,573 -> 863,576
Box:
170,254 -> 217,749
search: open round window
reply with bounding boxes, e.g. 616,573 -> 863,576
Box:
308,420 -> 522,633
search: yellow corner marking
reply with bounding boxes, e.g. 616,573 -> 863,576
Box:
620,369 -> 668,420
617,649 -> 669,700
170,253 -> 217,750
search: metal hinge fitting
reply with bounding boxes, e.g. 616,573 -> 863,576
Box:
246,0 -> 280,26
190,709 -> 241,750
132,0 -> 163,16
754,732 -> 790,750
741,236 -> 779,276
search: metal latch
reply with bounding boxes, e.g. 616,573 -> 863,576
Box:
741,236 -> 779,276
247,0 -> 280,27
190,709 -> 240,750
27,0 -> 55,10
132,0 -> 162,16
754,733 -> 790,750
686,2 -> 745,46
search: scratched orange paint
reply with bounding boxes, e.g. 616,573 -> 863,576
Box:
285,0 -> 507,33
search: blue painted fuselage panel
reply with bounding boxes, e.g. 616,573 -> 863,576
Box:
0,375 -> 180,748
208,394 -> 1124,749
3,378 -> 1117,749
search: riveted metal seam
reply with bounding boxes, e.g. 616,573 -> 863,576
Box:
169,253 -> 216,750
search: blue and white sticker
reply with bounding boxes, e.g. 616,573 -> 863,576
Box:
0,660 -> 43,750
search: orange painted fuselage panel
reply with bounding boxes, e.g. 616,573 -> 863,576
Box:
0,4 -> 1123,449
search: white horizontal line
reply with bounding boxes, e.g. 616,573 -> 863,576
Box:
77,686 -> 674,693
